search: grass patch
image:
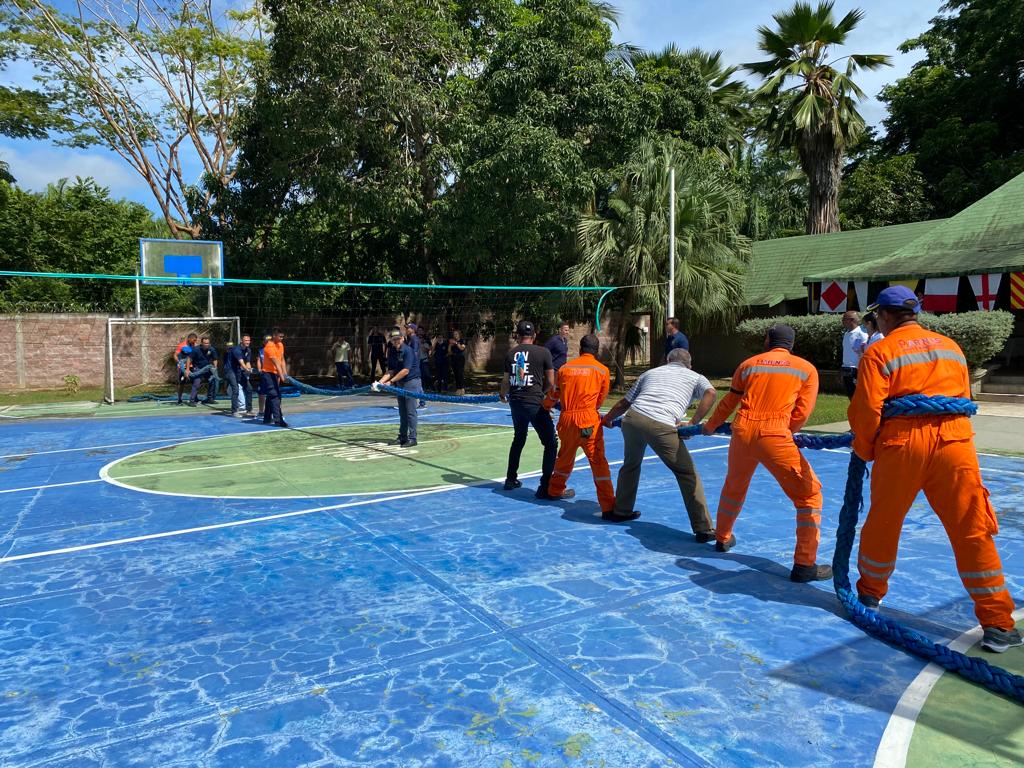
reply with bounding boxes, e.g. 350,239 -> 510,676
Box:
0,384 -> 178,407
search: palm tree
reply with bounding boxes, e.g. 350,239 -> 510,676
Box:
744,1 -> 890,233
567,138 -> 751,385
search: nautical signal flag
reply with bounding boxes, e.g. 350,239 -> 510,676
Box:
968,273 -> 1002,311
922,277 -> 959,313
819,280 -> 848,313
1011,272 -> 1024,310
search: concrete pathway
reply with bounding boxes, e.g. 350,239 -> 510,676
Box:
807,401 -> 1024,455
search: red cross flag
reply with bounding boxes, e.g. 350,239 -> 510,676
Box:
819,280 -> 847,313
968,273 -> 1002,311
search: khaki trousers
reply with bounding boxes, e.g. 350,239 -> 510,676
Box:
615,410 -> 713,534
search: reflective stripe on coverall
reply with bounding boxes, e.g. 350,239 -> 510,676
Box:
848,324 -> 1015,630
546,353 -> 615,511
705,348 -> 823,566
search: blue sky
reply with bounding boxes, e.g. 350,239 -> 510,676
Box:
0,0 -> 945,213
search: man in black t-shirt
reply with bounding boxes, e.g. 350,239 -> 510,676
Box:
500,320 -> 566,500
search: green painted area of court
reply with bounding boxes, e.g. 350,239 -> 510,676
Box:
104,422 -> 538,498
906,618 -> 1024,768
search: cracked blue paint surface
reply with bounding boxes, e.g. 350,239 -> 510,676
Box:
0,404 -> 1021,767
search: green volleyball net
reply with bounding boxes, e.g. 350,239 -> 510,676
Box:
0,270 -> 623,406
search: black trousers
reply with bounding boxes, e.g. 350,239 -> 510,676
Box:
841,367 -> 857,400
452,357 -> 466,389
506,400 -> 558,490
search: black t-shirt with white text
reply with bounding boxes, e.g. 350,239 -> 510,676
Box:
504,344 -> 553,406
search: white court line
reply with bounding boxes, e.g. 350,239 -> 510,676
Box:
0,404 -> 505,462
0,479 -> 102,494
0,444 -> 731,563
873,607 -> 1024,768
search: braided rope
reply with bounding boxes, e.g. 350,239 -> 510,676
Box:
828,397 -> 1024,703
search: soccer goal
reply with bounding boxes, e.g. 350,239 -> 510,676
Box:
103,315 -> 242,404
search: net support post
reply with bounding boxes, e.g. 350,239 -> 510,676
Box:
134,274 -> 142,317
207,280 -> 214,318
104,317 -> 115,404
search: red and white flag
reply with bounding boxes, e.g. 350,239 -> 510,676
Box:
819,280 -> 848,313
968,273 -> 1002,311
922,277 -> 959,313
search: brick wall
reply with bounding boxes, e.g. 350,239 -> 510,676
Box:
0,310 -> 649,391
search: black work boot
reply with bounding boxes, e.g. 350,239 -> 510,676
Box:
790,563 -> 833,583
715,534 -> 736,553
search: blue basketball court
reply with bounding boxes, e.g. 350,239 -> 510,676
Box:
1,398 -> 1021,767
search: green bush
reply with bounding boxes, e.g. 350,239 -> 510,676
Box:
735,315 -> 845,368
736,310 -> 1014,371
918,310 -> 1014,371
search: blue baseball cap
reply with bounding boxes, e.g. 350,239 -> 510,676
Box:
868,285 -> 921,314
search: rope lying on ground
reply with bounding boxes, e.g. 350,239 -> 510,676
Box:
286,377 -> 502,404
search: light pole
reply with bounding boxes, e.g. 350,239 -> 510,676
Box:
668,166 -> 676,319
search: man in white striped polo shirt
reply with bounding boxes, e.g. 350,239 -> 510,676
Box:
601,348 -> 717,536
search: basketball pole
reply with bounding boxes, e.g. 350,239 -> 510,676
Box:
207,272 -> 214,318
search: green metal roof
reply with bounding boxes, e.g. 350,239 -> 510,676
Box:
805,172 -> 1024,283
745,220 -> 943,306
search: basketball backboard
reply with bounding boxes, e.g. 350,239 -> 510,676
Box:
139,238 -> 224,285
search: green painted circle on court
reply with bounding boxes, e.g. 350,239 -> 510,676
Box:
103,422 -> 540,498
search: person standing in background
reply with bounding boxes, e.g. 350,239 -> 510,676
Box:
433,330 -> 449,392
663,318 -> 689,362
260,328 -> 289,428
450,328 -> 467,396
368,327 -> 387,378
545,322 -> 571,372
330,335 -> 355,388
841,311 -> 869,399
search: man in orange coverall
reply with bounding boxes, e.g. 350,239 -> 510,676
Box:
545,334 -> 614,511
703,324 -> 832,583
849,285 -> 1020,653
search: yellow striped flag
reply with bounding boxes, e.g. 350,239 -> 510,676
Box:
1011,272 -> 1024,309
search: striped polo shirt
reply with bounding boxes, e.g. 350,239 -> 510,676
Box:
626,363 -> 713,427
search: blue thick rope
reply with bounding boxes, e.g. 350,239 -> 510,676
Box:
286,377 -> 500,404
616,394 -> 1022,701
829,395 -> 1023,703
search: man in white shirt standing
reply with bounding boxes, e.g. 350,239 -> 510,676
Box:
601,348 -> 717,536
841,311 -> 869,400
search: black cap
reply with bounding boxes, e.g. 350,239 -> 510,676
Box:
580,334 -> 599,354
767,324 -> 795,350
516,320 -> 535,337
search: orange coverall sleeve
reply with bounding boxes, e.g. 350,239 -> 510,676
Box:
848,348 -> 890,462
789,364 -> 818,432
705,364 -> 744,431
598,369 -> 610,410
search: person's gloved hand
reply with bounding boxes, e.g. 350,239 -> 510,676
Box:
371,381 -> 381,392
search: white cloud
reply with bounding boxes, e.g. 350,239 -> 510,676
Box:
0,139 -> 157,207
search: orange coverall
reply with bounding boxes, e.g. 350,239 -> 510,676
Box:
849,324 -> 1015,629
705,348 -> 823,566
546,353 -> 615,511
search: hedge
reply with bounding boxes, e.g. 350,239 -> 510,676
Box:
735,310 -> 1014,371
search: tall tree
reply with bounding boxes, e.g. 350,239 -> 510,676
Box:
880,0 -> 1024,216
840,153 -> 932,229
745,1 -> 889,233
568,138 -> 750,384
0,0 -> 269,238
431,0 -> 652,284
